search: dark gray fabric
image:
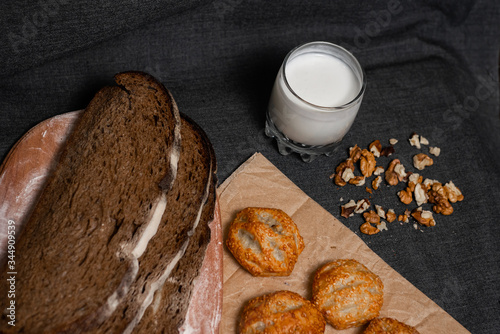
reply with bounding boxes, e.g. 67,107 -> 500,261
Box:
0,0 -> 212,76
1,0 -> 499,332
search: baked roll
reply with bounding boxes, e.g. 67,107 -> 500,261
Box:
239,290 -> 325,334
363,317 -> 420,333
312,259 -> 384,330
226,207 -> 304,276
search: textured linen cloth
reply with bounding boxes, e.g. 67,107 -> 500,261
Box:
1,0 -> 499,333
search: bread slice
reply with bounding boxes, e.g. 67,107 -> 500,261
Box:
0,72 -> 217,333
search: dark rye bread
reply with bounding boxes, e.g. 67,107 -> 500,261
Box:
0,72 -> 217,333
132,115 -> 217,333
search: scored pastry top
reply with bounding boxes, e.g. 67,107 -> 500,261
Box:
226,207 -> 304,277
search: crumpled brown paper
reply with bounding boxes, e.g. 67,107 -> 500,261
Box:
218,153 -> 468,334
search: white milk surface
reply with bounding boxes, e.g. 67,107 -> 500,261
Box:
285,53 -> 359,107
268,51 -> 363,146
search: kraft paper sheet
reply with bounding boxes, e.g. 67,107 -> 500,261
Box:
218,152 -> 469,334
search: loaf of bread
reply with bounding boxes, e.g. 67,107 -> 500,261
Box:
226,207 -> 304,277
312,259 -> 384,330
0,72 -> 218,333
239,290 -> 325,334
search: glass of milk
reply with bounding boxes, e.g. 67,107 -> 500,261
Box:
265,41 -> 366,162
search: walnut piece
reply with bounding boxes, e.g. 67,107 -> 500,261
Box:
385,159 -> 401,186
394,162 -> 407,181
378,220 -> 388,231
363,210 -> 381,225
333,159 -> 355,186
412,208 -> 436,227
340,200 -> 356,218
408,173 -> 422,192
360,222 -> 380,235
386,209 -> 397,223
433,199 -> 454,215
375,205 -> 386,219
428,183 -> 454,215
349,145 -> 362,162
369,140 -> 382,158
349,176 -> 366,187
429,146 -> 441,156
398,187 -> 413,204
414,182 -> 428,206
419,136 -> 429,146
398,209 -> 411,223
422,178 -> 439,191
354,199 -> 371,214
389,138 -> 398,145
372,175 -> 382,190
360,149 -> 377,177
341,167 -> 355,183
373,166 -> 385,176
408,172 -> 419,182
444,181 -> 464,203
380,145 -> 395,157
360,211 -> 381,235
413,153 -> 434,170
409,132 -> 421,149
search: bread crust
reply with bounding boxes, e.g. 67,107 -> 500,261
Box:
363,317 -> 420,334
226,207 -> 304,277
238,290 -> 325,334
312,259 -> 384,330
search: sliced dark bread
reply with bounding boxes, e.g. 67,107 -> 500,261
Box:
127,114 -> 217,333
0,72 -> 217,333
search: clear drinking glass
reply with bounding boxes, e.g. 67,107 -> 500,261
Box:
265,41 -> 366,162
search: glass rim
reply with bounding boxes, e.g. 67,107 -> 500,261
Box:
281,41 -> 366,111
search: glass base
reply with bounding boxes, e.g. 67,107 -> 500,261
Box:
265,118 -> 342,163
